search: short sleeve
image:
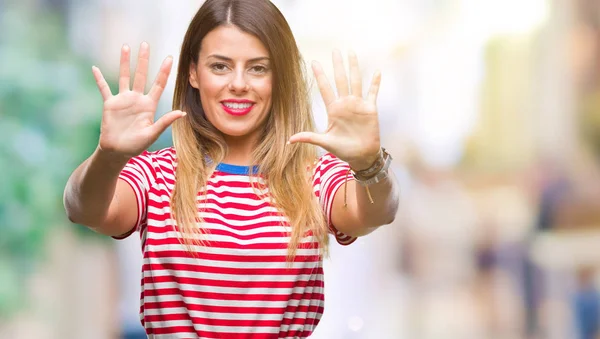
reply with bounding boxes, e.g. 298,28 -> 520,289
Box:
112,151 -> 156,240
312,153 -> 357,246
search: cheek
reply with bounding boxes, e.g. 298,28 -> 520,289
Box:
254,77 -> 273,102
198,72 -> 227,98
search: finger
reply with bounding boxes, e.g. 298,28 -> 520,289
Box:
332,49 -> 349,97
148,56 -> 173,102
92,66 -> 112,101
367,70 -> 382,104
312,61 -> 336,106
119,44 -> 131,93
288,132 -> 328,149
150,110 -> 187,136
348,50 -> 362,97
132,41 -> 150,93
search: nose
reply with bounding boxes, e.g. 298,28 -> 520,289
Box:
228,69 -> 250,94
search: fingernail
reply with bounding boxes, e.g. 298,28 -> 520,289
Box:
286,141 -> 291,145
181,112 -> 187,117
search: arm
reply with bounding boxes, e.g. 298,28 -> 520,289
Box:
331,168 -> 399,237
289,49 -> 399,238
63,42 -> 184,236
64,147 -> 138,236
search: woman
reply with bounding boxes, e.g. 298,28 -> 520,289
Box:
63,0 -> 399,337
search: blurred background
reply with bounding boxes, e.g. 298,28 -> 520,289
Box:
3,0 -> 600,338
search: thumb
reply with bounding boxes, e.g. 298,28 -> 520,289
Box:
151,110 -> 187,136
288,132 -> 328,149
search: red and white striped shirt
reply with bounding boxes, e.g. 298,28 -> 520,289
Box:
114,147 -> 356,338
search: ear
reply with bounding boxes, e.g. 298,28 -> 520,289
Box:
189,63 -> 199,89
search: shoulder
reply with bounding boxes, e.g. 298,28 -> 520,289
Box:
313,152 -> 347,174
127,147 -> 176,175
316,152 -> 341,164
137,147 -> 176,165
149,146 -> 176,161
311,152 -> 350,190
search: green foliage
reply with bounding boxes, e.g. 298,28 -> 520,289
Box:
0,2 -> 176,319
0,4 -> 104,318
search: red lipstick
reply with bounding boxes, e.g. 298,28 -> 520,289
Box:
221,99 -> 255,116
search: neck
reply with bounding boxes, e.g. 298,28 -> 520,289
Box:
222,134 -> 259,166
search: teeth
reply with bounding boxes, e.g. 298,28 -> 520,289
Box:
223,102 -> 252,109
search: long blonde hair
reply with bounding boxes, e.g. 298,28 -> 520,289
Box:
171,0 -> 329,260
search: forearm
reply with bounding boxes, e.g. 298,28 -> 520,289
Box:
63,147 -> 129,228
331,150 -> 400,237
352,172 -> 399,227
347,148 -> 399,227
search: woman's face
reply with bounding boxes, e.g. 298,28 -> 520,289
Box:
190,25 -> 273,146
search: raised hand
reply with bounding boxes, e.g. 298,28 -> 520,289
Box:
288,50 -> 382,170
92,42 -> 186,158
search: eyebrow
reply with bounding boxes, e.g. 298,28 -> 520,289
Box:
207,54 -> 270,63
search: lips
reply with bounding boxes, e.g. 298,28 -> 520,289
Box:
221,100 -> 255,116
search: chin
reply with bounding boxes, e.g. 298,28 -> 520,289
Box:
209,115 -> 267,141
216,123 -> 260,139
220,129 -> 252,138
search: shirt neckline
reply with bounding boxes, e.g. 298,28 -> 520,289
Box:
215,163 -> 260,175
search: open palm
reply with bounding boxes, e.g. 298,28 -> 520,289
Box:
93,42 -> 186,158
289,50 -> 382,170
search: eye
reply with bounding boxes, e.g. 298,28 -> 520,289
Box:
210,63 -> 229,72
250,65 -> 268,74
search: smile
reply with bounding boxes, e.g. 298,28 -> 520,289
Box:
221,100 -> 255,116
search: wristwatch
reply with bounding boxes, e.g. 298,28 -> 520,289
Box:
352,148 -> 392,186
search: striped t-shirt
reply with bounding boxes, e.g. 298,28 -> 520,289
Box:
114,147 -> 357,338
